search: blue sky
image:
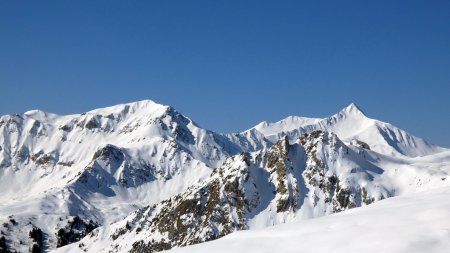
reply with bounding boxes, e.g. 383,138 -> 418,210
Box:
1,1 -> 449,147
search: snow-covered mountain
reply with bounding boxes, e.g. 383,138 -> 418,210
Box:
0,100 -> 448,253
0,100 -> 258,252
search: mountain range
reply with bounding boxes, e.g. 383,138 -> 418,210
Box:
0,100 -> 448,253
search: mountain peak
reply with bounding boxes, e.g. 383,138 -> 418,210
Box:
339,103 -> 366,117
86,99 -> 169,117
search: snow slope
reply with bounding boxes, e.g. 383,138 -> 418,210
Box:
168,186 -> 450,253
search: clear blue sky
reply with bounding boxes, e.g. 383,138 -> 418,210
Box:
1,1 -> 449,147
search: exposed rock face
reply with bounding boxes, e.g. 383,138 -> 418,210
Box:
13,146 -> 29,164
84,131 -> 390,253
84,117 -> 100,130
266,136 -> 299,212
31,150 -> 58,166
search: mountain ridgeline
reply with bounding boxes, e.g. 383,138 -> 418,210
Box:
0,100 -> 448,253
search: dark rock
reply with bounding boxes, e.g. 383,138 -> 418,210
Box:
29,227 -> 43,253
56,217 -> 99,248
8,219 -> 17,226
84,117 -> 100,130
92,145 -> 124,162
0,236 -> 11,253
30,243 -> 40,253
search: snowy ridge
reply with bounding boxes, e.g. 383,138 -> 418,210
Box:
247,103 -> 444,157
0,100 -> 448,253
251,116 -> 321,137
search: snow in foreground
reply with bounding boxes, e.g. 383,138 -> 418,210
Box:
168,186 -> 450,253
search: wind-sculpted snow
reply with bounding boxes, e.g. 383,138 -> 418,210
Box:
0,100 -> 449,252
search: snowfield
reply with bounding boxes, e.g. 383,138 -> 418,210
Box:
169,186 -> 450,253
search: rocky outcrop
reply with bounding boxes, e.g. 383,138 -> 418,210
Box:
351,139 -> 370,150
266,136 -> 299,212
